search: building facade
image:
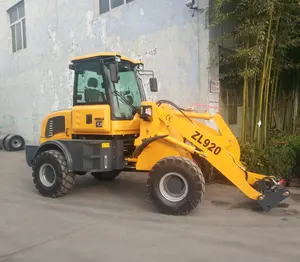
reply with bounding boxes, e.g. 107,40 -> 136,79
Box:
0,0 -> 219,144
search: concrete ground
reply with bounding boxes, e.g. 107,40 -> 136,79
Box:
0,151 -> 300,262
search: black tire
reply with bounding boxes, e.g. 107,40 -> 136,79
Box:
4,134 -> 25,151
32,150 -> 75,198
0,134 -> 10,150
192,155 -> 214,183
147,156 -> 205,216
92,170 -> 121,181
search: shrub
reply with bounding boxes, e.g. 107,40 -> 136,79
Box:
240,133 -> 300,180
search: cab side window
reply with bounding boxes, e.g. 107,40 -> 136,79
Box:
74,60 -> 108,105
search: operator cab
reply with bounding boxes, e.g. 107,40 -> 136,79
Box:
69,53 -> 158,121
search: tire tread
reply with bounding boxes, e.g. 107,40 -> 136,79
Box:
147,156 -> 205,216
32,150 -> 75,198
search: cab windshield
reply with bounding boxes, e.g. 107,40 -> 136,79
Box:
73,58 -> 145,120
105,61 -> 145,120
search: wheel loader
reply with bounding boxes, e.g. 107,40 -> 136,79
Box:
25,52 -> 290,215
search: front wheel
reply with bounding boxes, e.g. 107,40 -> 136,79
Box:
32,150 -> 76,198
147,156 -> 205,216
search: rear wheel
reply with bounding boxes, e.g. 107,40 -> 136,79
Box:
91,170 -> 121,181
147,156 -> 205,216
32,150 -> 75,198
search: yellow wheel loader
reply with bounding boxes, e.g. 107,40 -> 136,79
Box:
25,52 -> 290,215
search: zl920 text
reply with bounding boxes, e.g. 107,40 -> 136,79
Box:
191,131 -> 222,155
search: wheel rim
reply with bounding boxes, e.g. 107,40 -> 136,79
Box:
159,172 -> 188,202
11,138 -> 22,148
39,163 -> 57,187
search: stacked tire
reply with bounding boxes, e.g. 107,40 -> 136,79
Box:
0,133 -> 25,151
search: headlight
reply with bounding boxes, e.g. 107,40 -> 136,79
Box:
140,105 -> 153,121
145,107 -> 152,116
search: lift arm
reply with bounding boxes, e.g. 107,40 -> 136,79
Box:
140,101 -> 290,211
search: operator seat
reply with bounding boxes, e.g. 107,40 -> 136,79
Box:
85,78 -> 106,103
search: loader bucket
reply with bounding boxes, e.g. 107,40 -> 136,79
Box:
253,175 -> 290,212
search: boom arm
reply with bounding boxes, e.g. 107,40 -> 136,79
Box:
137,101 -> 290,212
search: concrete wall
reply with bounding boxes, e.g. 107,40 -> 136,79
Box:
0,0 -> 218,144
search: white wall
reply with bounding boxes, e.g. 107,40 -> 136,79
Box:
0,0 -> 217,144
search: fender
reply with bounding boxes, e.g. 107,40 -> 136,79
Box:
131,135 -> 168,158
25,140 -> 73,171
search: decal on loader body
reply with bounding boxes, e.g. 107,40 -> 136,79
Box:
191,131 -> 222,155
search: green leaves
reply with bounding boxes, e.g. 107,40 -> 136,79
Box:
210,0 -> 300,147
240,134 -> 300,179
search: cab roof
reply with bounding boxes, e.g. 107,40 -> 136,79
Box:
71,52 -> 143,65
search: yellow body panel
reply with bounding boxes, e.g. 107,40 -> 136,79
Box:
40,105 -> 141,144
40,109 -> 72,144
136,140 -> 191,170
111,114 -> 140,135
72,105 -> 112,134
71,52 -> 142,65
71,105 -> 140,136
132,103 -> 191,169
212,113 -> 241,163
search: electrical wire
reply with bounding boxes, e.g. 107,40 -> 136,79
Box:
156,100 -> 196,125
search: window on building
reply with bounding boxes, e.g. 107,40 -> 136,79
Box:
8,1 -> 27,53
99,0 -> 134,14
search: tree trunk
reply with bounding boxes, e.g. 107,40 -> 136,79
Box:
242,41 -> 249,144
293,72 -> 299,133
256,2 -> 274,146
283,94 -> 288,131
251,75 -> 257,142
270,67 -> 279,129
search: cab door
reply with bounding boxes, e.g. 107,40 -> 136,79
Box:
71,59 -> 112,134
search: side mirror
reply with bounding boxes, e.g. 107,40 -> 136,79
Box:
109,63 -> 119,83
150,78 -> 158,92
